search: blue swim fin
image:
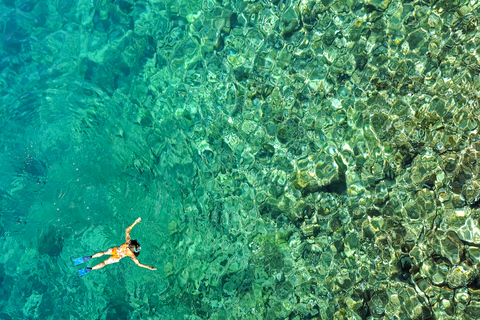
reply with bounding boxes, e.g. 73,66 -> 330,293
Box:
78,267 -> 92,277
72,256 -> 92,266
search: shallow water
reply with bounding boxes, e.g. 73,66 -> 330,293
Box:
1,0 -> 480,319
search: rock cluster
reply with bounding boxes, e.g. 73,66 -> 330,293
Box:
149,0 -> 480,318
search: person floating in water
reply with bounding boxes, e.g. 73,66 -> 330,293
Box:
72,217 -> 156,277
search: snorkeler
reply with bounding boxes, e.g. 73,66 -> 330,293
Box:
72,217 -> 156,277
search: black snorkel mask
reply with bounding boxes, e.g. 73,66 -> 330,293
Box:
129,239 -> 141,257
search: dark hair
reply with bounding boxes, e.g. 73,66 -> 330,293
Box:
128,239 -> 141,257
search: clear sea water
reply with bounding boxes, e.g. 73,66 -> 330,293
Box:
0,1 -> 182,318
2,0 -> 478,319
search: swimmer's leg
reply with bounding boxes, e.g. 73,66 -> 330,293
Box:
92,247 -> 114,258
77,257 -> 120,277
73,247 -> 113,266
92,256 -> 121,271
72,256 -> 92,266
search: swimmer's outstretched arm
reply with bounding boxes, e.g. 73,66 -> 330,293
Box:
125,217 -> 142,242
131,256 -> 156,270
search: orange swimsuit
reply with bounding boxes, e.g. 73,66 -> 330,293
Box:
111,244 -> 130,259
111,247 -> 120,259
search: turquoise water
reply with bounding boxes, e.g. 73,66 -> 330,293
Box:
0,1 -> 181,318
2,0 -> 480,319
